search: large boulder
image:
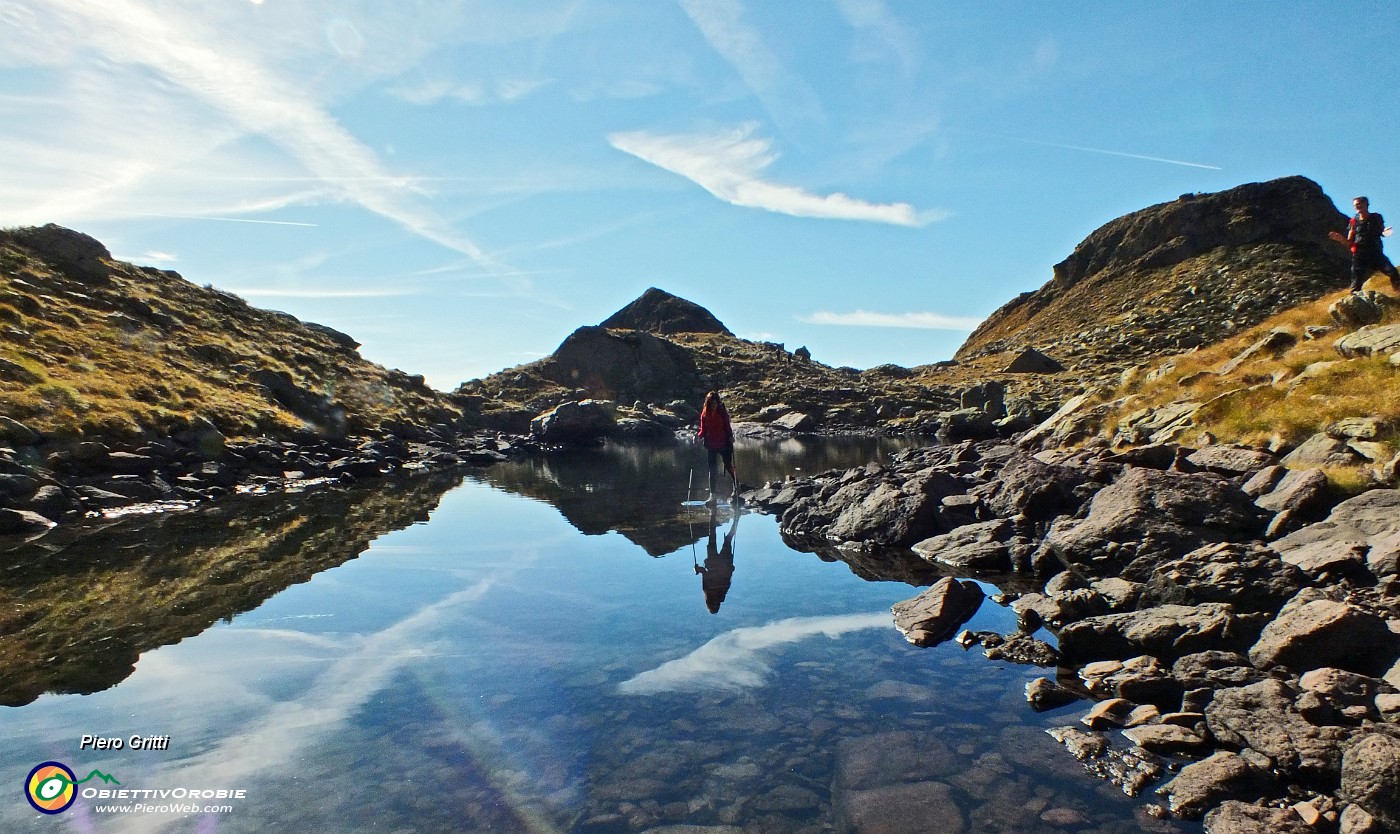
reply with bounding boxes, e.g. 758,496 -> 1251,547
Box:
975,452 -> 1111,521
1041,467 -> 1264,577
1160,751 -> 1277,820
781,467 -> 964,549
891,578 -> 985,647
1247,591 -> 1396,676
1206,678 -> 1352,782
538,326 -> 701,404
1203,800 -> 1316,834
1341,734 -> 1400,832
529,399 -> 617,444
1134,542 -> 1308,614
1058,603 -> 1260,665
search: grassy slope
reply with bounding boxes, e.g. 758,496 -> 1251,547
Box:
1105,282 -> 1399,485
0,228 -> 468,444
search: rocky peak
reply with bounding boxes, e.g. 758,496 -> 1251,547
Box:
599,287 -> 732,335
955,176 -> 1352,379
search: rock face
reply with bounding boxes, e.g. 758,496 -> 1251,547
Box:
956,176 -> 1351,378
598,286 -> 732,335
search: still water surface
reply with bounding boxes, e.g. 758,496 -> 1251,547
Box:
1,437 -> 1194,833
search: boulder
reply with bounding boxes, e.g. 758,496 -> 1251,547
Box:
784,467 -> 964,549
1058,603 -> 1259,665
1281,432 -> 1362,468
1135,542 -> 1307,614
1186,445 -> 1277,477
959,380 -> 1007,417
1206,678 -> 1352,781
1341,734 -> 1400,831
891,578 -> 985,647
1203,800 -> 1315,834
1017,390 -> 1113,448
1041,467 -> 1264,577
530,399 -> 617,444
976,452 -> 1108,521
1248,592 -> 1397,676
911,519 -> 1018,573
1335,321 -> 1400,356
0,508 -> 56,535
1159,751 -> 1276,820
1254,467 -> 1332,518
1330,291 -> 1395,328
771,411 -> 816,432
1218,328 -> 1297,374
1002,346 -> 1064,374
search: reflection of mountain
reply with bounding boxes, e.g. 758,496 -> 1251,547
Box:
471,437 -> 925,558
0,472 -> 462,707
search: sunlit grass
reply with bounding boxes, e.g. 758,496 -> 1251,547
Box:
1108,288 -> 1400,485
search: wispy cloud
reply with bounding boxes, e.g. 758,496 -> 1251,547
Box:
4,0 -> 500,267
617,612 -> 890,694
800,309 -> 983,330
609,124 -> 939,226
678,0 -> 823,129
833,0 -> 918,74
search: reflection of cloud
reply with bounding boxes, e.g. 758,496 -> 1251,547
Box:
618,612 -> 890,694
107,577 -> 503,834
800,310 -> 982,330
610,124 -> 939,226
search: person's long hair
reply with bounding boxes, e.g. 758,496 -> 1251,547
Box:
700,390 -> 728,422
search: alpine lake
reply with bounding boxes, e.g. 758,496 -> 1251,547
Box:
0,436 -> 1202,834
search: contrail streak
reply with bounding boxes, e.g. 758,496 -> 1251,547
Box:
108,212 -> 318,227
1010,137 -> 1221,170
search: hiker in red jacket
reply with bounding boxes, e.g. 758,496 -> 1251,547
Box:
1330,196 -> 1400,292
696,390 -> 737,504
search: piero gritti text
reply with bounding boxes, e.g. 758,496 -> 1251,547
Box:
80,734 -> 171,751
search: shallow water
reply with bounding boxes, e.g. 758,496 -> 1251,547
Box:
0,438 -> 1198,833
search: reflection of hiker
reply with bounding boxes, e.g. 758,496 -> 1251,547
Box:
696,390 -> 737,504
1330,196 -> 1400,292
695,506 -> 740,613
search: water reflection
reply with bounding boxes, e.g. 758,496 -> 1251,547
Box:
473,435 -> 926,558
0,440 -> 1194,834
697,506 -> 740,613
0,471 -> 462,706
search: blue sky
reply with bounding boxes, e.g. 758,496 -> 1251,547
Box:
2,1 -> 1398,389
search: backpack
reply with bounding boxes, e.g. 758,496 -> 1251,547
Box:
1353,213 -> 1385,250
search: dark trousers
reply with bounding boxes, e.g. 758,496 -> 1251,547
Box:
706,445 -> 735,495
1351,249 -> 1400,291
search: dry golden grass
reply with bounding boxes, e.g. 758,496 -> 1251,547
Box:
1107,283 -> 1400,484
0,231 -> 467,443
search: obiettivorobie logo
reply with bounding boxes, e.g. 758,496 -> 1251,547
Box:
25,762 -> 120,814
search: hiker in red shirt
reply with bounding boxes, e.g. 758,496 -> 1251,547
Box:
696,390 -> 737,504
1330,196 -> 1400,292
